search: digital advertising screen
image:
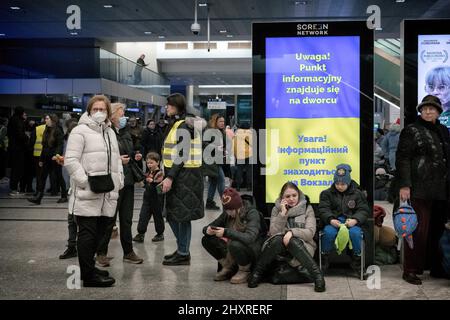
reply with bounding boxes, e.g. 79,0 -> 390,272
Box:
418,34 -> 450,129
253,21 -> 373,210
265,36 -> 361,203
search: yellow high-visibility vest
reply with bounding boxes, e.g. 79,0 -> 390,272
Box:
163,120 -> 202,168
33,124 -> 46,157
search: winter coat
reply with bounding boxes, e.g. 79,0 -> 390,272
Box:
7,114 -> 27,151
268,195 -> 316,258
202,199 -> 267,246
143,168 -> 164,212
40,125 -> 64,160
396,117 -> 450,200
64,112 -> 124,217
141,127 -> 163,157
164,114 -> 206,223
115,125 -> 136,187
318,180 -> 370,226
129,125 -> 143,151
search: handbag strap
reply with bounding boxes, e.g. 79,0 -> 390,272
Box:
104,129 -> 111,175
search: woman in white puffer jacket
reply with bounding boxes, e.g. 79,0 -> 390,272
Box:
64,95 -> 124,288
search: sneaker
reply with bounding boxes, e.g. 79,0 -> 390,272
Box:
151,234 -> 164,242
111,226 -> 119,239
96,255 -> 110,267
123,251 -> 144,264
162,253 -> 190,266
83,273 -> 115,287
133,234 -> 145,243
59,246 -> 77,259
9,191 -> 22,196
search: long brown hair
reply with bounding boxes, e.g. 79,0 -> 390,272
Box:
208,113 -> 224,129
43,114 -> 59,147
279,182 -> 301,201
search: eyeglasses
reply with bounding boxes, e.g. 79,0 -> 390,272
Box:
425,84 -> 449,93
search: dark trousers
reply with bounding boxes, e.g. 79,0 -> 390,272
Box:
137,191 -> 165,235
234,163 -> 252,191
33,156 -> 43,193
20,152 -> 34,192
404,198 -> 448,274
75,215 -> 111,280
9,149 -> 25,191
67,214 -> 77,248
97,185 -> 134,256
202,235 -> 257,266
38,157 -> 67,197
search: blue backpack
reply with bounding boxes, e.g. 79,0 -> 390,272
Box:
393,201 -> 418,249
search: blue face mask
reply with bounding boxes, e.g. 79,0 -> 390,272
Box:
118,116 -> 127,129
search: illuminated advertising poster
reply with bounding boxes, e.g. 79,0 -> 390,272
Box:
418,34 -> 450,129
265,36 -> 360,203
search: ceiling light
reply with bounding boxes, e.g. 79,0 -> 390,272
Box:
396,0 -> 405,3
10,6 -> 21,10
70,32 -> 78,35
103,5 -> 114,8
219,30 -> 227,33
226,35 -> 233,38
375,27 -> 383,31
199,3 -> 207,7
144,31 -> 152,35
294,1 -> 307,5
158,35 -> 165,39
0,34 -> 5,36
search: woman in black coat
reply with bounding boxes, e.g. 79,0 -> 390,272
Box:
159,93 -> 206,266
28,114 -> 66,204
396,95 -> 450,285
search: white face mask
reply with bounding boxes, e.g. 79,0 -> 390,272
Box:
91,111 -> 107,124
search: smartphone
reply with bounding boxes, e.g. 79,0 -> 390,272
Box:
156,184 -> 163,194
210,226 -> 220,230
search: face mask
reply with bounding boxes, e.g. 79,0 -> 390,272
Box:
91,111 -> 107,124
119,116 -> 127,129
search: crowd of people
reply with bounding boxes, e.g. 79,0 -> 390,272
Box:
0,92 -> 449,289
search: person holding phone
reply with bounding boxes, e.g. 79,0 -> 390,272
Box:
202,188 -> 267,284
248,182 -> 325,292
395,95 -> 450,285
133,152 -> 165,243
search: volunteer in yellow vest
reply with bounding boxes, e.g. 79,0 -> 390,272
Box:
30,121 -> 46,197
232,123 -> 253,191
159,93 -> 206,266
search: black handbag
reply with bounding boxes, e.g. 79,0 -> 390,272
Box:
88,131 -> 115,193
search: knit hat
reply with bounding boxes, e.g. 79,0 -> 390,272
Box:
416,95 -> 443,114
334,164 -> 352,185
221,187 -> 243,210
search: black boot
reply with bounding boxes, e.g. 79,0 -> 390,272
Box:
27,192 -> 43,205
205,199 -> 220,210
287,238 -> 326,292
59,246 -> 77,259
350,254 -> 367,280
248,236 -> 284,288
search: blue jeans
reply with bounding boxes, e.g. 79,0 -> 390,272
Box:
168,220 -> 192,256
207,166 -> 225,201
321,215 -> 362,255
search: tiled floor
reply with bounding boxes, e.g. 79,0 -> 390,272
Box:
0,180 -> 448,300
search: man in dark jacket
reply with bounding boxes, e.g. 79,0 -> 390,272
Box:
318,164 -> 370,277
7,106 -> 28,195
395,95 -> 450,285
134,54 -> 148,85
141,119 -> 162,158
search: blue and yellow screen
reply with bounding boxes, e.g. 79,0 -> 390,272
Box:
265,36 -> 361,203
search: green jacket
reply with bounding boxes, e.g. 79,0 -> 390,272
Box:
318,180 -> 370,226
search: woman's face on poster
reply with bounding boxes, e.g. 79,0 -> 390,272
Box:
425,81 -> 450,107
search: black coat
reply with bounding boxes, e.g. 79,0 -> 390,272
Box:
116,125 -> 137,187
141,127 -> 162,157
318,181 -> 370,226
7,114 -> 27,151
40,125 -> 64,160
395,117 -> 450,200
163,115 -> 205,223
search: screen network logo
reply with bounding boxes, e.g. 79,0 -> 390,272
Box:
296,24 -> 329,36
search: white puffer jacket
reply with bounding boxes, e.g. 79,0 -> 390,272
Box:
64,112 -> 124,217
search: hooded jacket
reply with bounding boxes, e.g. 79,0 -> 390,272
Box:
64,112 -> 124,217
